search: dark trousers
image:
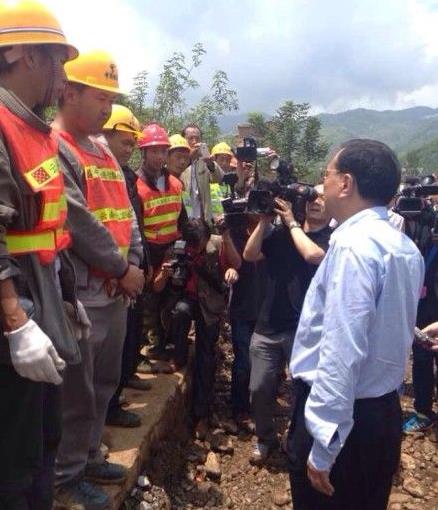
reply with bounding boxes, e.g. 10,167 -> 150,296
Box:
108,297 -> 145,415
0,365 -> 61,510
412,342 -> 438,416
193,307 -> 220,419
162,295 -> 195,367
287,380 -> 401,510
230,319 -> 255,416
162,295 -> 220,418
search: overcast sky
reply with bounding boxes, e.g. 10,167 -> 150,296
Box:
46,0 -> 438,114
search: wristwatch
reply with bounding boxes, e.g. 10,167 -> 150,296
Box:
289,221 -> 302,231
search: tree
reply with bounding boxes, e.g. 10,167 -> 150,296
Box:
247,101 -> 328,181
152,43 -> 206,133
189,70 -> 239,145
127,70 -> 149,119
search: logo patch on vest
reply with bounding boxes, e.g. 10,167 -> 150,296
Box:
24,156 -> 60,191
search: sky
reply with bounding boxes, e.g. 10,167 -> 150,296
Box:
44,0 -> 438,114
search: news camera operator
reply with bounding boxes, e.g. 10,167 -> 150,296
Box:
400,175 -> 438,433
243,183 -> 332,465
153,218 -> 240,439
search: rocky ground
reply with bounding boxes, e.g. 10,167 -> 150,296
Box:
122,337 -> 438,510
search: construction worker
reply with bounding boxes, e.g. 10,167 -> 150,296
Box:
137,124 -> 187,362
52,51 -> 145,509
0,1 -> 86,508
210,141 -> 235,220
167,134 -> 191,179
102,104 -> 152,428
181,123 -> 224,225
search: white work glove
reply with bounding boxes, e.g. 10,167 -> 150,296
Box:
5,320 -> 65,385
64,300 -> 92,341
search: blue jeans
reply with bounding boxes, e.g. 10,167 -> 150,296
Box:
230,319 -> 256,416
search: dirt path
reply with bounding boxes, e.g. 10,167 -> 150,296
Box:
123,338 -> 438,510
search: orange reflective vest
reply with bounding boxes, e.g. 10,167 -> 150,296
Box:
58,132 -> 133,260
137,174 -> 183,245
0,104 -> 70,265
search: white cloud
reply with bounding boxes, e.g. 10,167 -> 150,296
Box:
42,0 -> 438,113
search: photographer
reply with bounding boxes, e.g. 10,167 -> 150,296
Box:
180,124 -> 224,225
153,218 -> 240,438
244,184 -> 331,465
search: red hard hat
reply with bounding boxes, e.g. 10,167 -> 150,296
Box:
138,123 -> 170,149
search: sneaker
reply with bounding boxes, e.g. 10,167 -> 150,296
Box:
55,479 -> 110,510
85,461 -> 127,485
403,412 -> 434,434
249,440 -> 278,466
125,375 -> 152,391
105,408 -> 141,428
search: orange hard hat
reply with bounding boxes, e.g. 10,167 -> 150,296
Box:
138,123 -> 170,149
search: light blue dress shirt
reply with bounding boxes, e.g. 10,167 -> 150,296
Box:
290,207 -> 424,471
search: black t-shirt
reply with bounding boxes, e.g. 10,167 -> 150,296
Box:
255,224 -> 332,335
229,227 -> 267,321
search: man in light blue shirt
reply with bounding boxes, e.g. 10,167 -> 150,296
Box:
287,139 -> 424,510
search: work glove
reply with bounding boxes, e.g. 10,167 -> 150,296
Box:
64,300 -> 92,342
5,319 -> 65,385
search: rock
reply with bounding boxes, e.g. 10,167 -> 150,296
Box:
403,477 -> 425,498
197,481 -> 212,496
137,475 -> 151,489
389,504 -> 402,510
210,430 -> 234,454
273,490 -> 291,507
138,502 -> 153,510
400,453 -> 416,471
204,452 -> 221,481
389,492 -> 411,504
221,419 -> 239,436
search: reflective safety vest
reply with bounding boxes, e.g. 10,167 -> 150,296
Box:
0,104 -> 70,265
210,183 -> 228,219
137,175 -> 183,245
58,131 -> 133,260
182,190 -> 193,217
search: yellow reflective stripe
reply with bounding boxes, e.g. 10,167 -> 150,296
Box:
6,228 -> 64,254
144,224 -> 178,239
93,207 -> 133,223
24,156 -> 60,191
60,194 -> 67,210
143,211 -> 179,226
42,201 -> 62,222
85,165 -> 124,182
144,194 -> 181,209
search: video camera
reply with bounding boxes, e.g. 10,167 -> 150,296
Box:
223,137 -> 317,225
394,181 -> 438,250
169,240 -> 189,288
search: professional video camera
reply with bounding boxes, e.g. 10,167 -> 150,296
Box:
222,137 -> 318,225
169,240 -> 189,287
394,181 -> 438,250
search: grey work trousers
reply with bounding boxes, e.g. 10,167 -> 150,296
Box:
55,299 -> 127,486
249,330 -> 295,445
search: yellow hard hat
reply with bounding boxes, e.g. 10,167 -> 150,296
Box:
211,142 -> 233,157
0,0 -> 78,60
169,134 -> 190,152
103,104 -> 142,137
65,50 -> 121,94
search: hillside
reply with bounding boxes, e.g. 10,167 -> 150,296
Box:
318,106 -> 438,154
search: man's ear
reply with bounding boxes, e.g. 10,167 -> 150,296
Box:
339,172 -> 355,198
22,46 -> 41,71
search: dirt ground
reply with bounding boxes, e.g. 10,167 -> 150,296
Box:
123,336 -> 438,510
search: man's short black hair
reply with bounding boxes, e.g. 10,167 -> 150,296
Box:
334,138 -> 401,206
181,123 -> 202,138
182,218 -> 211,246
58,82 -> 87,108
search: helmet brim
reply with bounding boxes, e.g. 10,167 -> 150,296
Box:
67,77 -> 124,95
